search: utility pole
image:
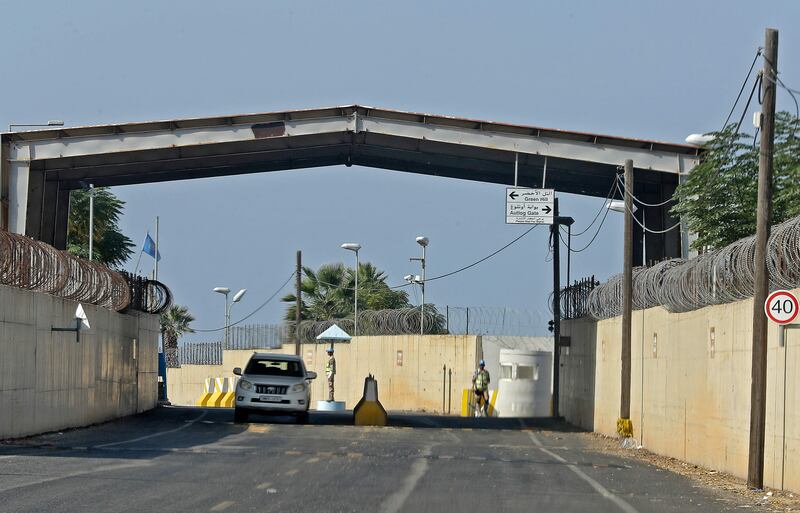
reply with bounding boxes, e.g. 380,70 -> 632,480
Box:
620,159 -> 634,436
551,198 -> 574,418
748,28 -> 778,490
296,250 -> 302,356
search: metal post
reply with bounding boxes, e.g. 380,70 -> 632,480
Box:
620,159 -> 634,430
448,368 -> 452,414
442,364 -> 446,413
466,307 -> 470,334
354,249 -> 359,336
420,245 -> 426,335
446,306 -> 449,333
552,198 -> 561,418
155,216 -> 160,280
296,250 -> 302,356
88,184 -> 94,260
748,27 -> 778,490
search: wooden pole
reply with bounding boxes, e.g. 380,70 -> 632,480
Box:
620,159 -> 634,431
296,250 -> 302,356
748,28 -> 778,490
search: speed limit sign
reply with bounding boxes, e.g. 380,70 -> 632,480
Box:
764,290 -> 799,325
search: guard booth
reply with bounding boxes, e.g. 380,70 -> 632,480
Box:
493,349 -> 552,417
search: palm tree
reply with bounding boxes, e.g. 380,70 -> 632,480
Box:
160,304 -> 195,367
67,187 -> 135,267
282,261 -> 411,323
282,263 -> 351,323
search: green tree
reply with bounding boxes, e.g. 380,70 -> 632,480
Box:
67,187 -> 135,267
672,111 -> 800,250
282,262 -> 411,322
160,304 -> 195,367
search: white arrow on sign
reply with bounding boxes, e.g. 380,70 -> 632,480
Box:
506,188 -> 555,225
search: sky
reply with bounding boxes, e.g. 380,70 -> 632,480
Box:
2,1 -> 799,341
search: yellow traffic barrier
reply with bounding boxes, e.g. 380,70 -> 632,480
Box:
354,374 -> 387,426
197,378 -> 214,406
460,388 -> 497,417
197,377 -> 237,408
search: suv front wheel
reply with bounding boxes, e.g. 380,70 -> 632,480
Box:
234,407 -> 249,424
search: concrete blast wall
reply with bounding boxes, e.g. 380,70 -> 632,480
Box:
560,287 -> 800,492
169,334 -> 479,412
0,284 -> 160,439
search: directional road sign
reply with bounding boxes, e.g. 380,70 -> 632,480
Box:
505,188 -> 555,224
765,290 -> 799,325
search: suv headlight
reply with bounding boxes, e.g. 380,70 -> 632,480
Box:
239,379 -> 253,391
291,383 -> 306,393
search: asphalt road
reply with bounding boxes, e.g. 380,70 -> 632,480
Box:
0,407 -> 751,513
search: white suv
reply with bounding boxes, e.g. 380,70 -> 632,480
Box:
233,353 -> 317,423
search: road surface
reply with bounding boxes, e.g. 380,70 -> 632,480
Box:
0,407 -> 751,512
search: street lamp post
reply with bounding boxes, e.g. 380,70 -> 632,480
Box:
8,120 -> 64,131
410,236 -> 429,335
213,287 -> 246,347
340,243 -> 361,336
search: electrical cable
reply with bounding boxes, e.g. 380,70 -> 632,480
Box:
570,178 -> 619,236
761,71 -> 800,139
426,225 -> 541,282
193,271 -> 296,332
735,74 -> 762,136
721,48 -> 762,131
563,198 -> 615,253
614,175 -> 675,208
615,183 -> 682,234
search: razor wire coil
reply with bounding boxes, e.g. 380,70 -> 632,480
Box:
0,231 -> 170,313
587,214 -> 800,319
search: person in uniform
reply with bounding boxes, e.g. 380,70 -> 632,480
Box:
325,347 -> 336,401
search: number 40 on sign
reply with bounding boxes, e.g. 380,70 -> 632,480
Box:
765,290 -> 799,325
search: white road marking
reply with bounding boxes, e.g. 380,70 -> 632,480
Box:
379,444 -> 434,513
526,431 -> 639,513
95,411 -> 207,448
210,500 -> 235,511
256,482 -> 272,490
0,460 -> 152,493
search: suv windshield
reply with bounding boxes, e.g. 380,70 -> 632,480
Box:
245,358 -> 304,377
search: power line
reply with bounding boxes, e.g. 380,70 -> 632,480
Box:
615,183 -> 682,234
563,198 -> 614,253
721,48 -> 763,131
193,272 -> 296,333
613,174 -> 675,208
426,225 -> 541,282
571,178 -> 619,236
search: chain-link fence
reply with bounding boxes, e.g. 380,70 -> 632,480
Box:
588,213 -> 800,319
175,342 -> 222,366
225,324 -> 286,350
444,306 -> 550,337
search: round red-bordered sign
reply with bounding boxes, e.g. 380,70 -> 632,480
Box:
764,290 -> 799,325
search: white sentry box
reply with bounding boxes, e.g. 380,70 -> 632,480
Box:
494,349 -> 553,418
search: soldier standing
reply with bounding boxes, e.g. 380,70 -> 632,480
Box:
325,347 -> 336,401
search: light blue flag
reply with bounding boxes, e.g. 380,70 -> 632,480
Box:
142,232 -> 161,262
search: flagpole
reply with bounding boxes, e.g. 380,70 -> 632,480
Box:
154,216 -> 159,281
133,243 -> 143,275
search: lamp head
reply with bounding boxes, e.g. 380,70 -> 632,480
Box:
341,243 -> 361,252
415,236 -> 429,247
606,200 -> 637,214
232,289 -> 247,303
404,274 -> 414,283
213,287 -> 230,295
47,120 -> 65,127
685,133 -> 714,145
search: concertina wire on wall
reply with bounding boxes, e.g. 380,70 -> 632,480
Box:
0,230 -> 171,314
587,213 -> 800,319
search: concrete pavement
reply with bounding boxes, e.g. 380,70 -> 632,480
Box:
0,407 -> 753,512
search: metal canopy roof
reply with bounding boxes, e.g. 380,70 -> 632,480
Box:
1,104 -> 701,244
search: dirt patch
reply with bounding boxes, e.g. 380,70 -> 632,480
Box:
580,431 -> 800,512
